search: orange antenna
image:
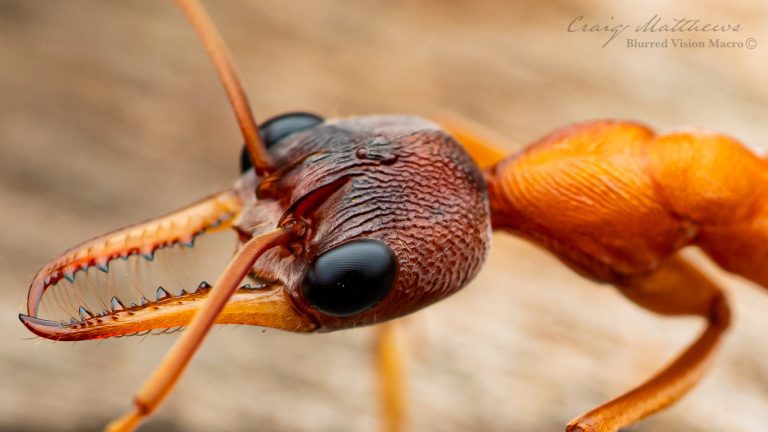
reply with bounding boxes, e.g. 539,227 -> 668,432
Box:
175,0 -> 274,174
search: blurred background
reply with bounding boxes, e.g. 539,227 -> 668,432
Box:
2,1 -> 768,431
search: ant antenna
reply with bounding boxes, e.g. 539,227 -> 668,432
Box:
175,0 -> 274,174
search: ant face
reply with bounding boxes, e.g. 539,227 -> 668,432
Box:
20,114 -> 490,340
234,114 -> 492,331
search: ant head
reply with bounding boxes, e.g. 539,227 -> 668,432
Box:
234,113 -> 491,331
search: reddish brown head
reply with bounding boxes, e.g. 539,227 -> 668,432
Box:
238,114 -> 491,331
20,113 -> 491,339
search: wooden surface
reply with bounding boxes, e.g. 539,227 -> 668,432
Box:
2,1 -> 768,431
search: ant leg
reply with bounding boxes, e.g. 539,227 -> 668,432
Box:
106,227 -> 294,432
373,321 -> 409,432
566,255 -> 731,432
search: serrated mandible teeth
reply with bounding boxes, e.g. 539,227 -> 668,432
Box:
78,306 -> 93,321
110,296 -> 125,312
95,261 -> 109,273
155,287 -> 172,301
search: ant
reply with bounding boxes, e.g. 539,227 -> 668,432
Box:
19,1 -> 766,431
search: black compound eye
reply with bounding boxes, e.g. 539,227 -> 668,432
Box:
301,239 -> 398,317
240,112 -> 324,173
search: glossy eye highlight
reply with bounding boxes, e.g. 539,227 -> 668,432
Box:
240,112 -> 324,173
300,239 -> 397,317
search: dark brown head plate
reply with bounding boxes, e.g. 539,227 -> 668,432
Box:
234,115 -> 491,331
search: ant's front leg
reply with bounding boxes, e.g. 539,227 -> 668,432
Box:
373,321 -> 409,432
567,255 -> 731,432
